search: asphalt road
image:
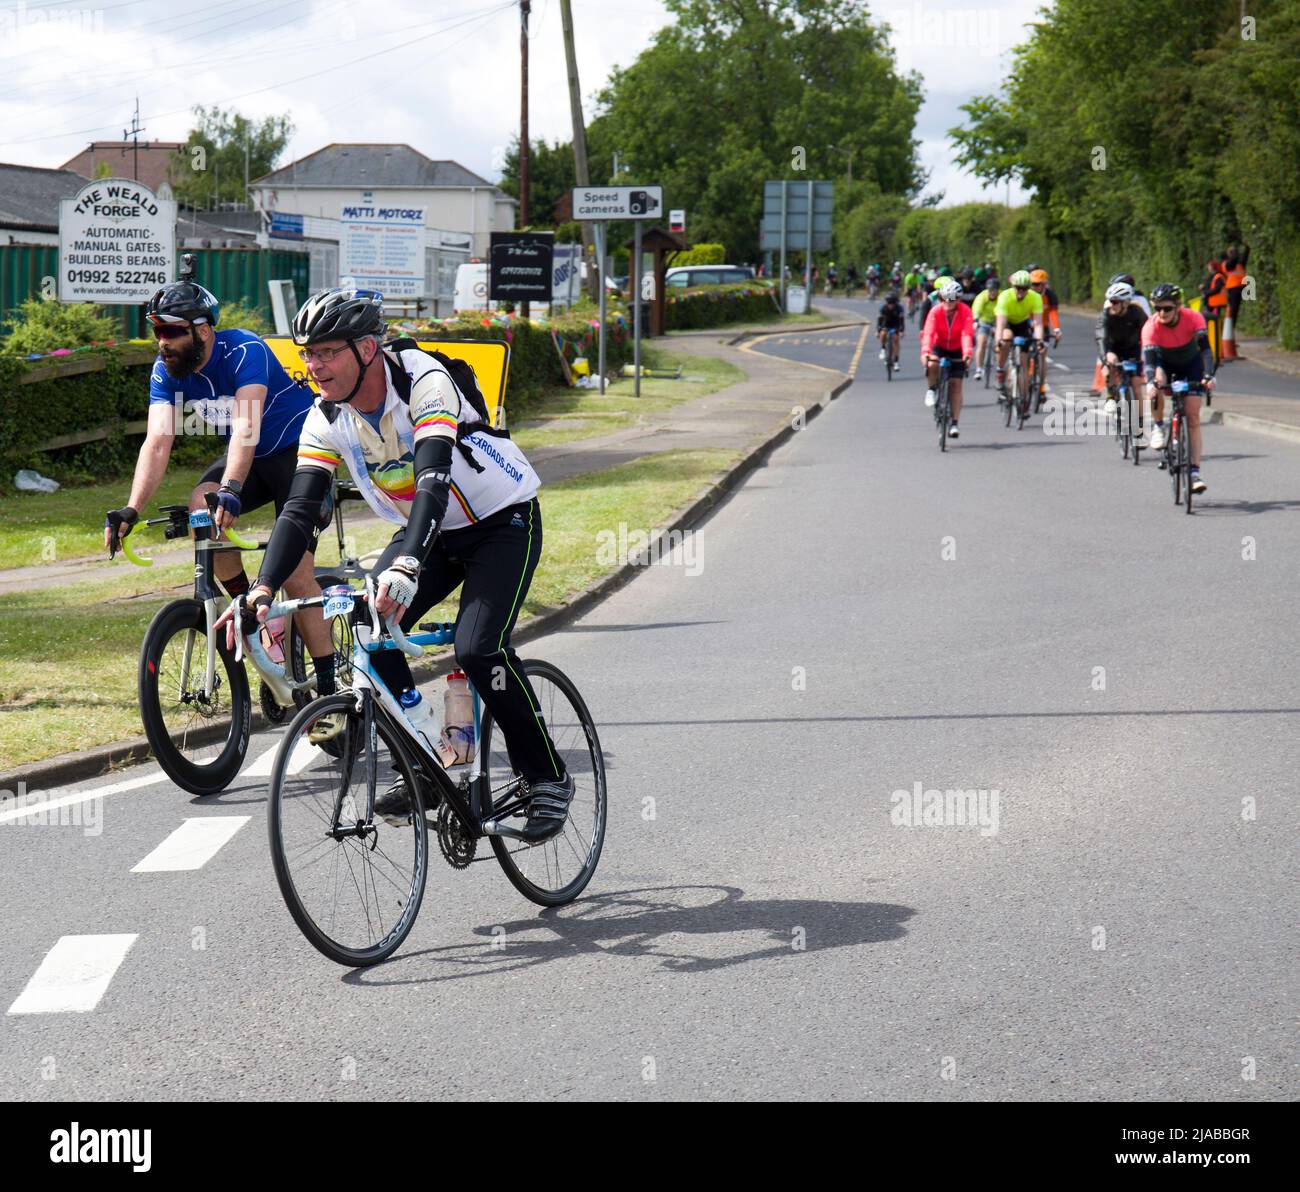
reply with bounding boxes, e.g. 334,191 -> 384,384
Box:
2,311 -> 1296,1101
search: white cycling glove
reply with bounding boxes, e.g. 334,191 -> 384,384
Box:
377,557 -> 420,608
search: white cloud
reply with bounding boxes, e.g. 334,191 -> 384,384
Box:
0,0 -> 1040,209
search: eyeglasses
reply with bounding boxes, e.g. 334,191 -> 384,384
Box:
298,345 -> 351,363
1154,305 -> 1178,314
151,324 -> 190,340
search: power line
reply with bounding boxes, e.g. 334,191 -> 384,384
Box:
0,0 -> 518,149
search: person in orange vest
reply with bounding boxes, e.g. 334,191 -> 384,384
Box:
1201,259 -> 1227,365
1221,244 -> 1248,361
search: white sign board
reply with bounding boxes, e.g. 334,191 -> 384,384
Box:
339,202 -> 425,297
669,208 -> 685,232
571,185 -> 664,221
786,285 -> 809,315
59,178 -> 175,304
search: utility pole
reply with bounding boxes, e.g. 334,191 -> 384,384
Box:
560,0 -> 597,298
122,97 -> 145,182
519,0 -> 531,317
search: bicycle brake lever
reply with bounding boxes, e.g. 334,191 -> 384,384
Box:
232,595 -> 245,665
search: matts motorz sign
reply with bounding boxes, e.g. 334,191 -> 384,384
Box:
59,179 -> 176,304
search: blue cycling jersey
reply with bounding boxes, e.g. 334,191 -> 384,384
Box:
148,328 -> 313,459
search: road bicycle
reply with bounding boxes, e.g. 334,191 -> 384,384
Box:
1159,378 -> 1202,514
255,581 -> 607,966
108,482 -> 362,795
975,328 -> 995,390
932,357 -> 953,452
884,329 -> 900,381
1105,359 -> 1143,463
1003,336 -> 1040,430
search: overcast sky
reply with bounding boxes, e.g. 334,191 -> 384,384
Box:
0,0 -> 1043,206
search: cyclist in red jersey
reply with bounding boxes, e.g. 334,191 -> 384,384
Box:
921,279 -> 975,439
1142,283 -> 1216,493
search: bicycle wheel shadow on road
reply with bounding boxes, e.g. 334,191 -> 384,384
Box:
340,885 -> 915,985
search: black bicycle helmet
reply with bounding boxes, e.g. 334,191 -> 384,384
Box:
1109,272 -> 1136,287
986,276 -> 1001,290
292,287 -> 386,345
1150,283 -> 1183,305
145,280 -> 220,328
292,287 -> 387,404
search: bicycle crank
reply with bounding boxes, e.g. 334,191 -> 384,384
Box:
436,801 -> 476,868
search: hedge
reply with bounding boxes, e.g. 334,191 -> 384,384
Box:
0,310 -> 638,484
665,283 -> 780,330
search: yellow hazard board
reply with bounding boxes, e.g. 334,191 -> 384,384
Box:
264,336 -> 511,428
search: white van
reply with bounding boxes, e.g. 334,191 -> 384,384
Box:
453,246 -> 585,312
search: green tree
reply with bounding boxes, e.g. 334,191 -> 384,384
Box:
169,106 -> 293,208
590,0 -> 922,263
497,136 -> 580,225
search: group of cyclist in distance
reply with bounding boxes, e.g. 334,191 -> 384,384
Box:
860,260 -> 1216,490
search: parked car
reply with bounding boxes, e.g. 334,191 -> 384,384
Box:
643,264 -> 757,300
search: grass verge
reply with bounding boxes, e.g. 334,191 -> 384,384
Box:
0,447 -> 737,770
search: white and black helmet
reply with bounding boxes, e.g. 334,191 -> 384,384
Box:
938,279 -> 963,301
1105,281 -> 1134,303
292,287 -> 386,345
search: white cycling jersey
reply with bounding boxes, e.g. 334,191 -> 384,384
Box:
296,348 -> 539,531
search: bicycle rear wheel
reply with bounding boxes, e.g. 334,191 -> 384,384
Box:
139,598 -> 250,795
267,694 -> 429,967
480,659 -> 607,907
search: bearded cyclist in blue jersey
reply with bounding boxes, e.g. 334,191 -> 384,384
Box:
103,277 -> 334,665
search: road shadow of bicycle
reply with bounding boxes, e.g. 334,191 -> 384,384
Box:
342,884 -> 914,985
1180,497 -> 1300,517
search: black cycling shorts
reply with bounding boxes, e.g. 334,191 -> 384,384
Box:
200,446 -> 322,550
1005,319 -> 1034,340
931,347 -> 967,379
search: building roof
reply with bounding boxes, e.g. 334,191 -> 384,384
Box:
60,140 -> 185,194
252,143 -> 502,191
0,161 -> 91,231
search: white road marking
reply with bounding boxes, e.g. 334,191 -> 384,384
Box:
0,769 -> 166,826
243,736 -> 319,779
8,934 -> 138,1014
131,817 -> 250,872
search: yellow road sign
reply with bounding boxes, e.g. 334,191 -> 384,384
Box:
264,336 -> 512,427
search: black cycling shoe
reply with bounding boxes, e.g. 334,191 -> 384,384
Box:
520,771 -> 574,843
373,776 -> 414,825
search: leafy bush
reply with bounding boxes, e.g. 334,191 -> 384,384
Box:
1,298 -> 120,357
218,299 -> 276,339
665,283 -> 779,330
671,243 -> 726,266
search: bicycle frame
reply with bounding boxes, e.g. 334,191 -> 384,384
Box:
251,583 -> 530,841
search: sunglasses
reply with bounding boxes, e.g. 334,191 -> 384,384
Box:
151,324 -> 190,340
1154,305 -> 1178,314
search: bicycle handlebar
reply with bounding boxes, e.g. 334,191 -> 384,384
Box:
258,579 -> 425,659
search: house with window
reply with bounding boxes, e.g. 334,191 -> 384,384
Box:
248,143 -> 514,314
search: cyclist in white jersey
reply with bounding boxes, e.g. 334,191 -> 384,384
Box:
234,288 -> 572,841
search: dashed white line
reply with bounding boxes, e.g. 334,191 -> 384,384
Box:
8,934 -> 138,1014
131,817 -> 251,873
242,736 -> 318,779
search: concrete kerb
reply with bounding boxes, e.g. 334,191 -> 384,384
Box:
0,373 -> 854,796
726,320 -> 866,347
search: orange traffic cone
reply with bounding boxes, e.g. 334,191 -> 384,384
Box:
1221,317 -> 1238,361
1091,360 -> 1106,393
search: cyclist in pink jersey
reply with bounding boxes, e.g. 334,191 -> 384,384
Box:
1142,283 -> 1216,493
921,279 -> 975,439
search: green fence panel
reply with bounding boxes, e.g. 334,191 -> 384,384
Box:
0,245 -> 310,342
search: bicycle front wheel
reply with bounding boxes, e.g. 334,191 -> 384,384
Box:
267,694 -> 429,967
139,599 -> 250,795
480,659 -> 607,907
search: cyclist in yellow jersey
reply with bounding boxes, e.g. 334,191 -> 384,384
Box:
971,276 -> 1000,381
994,270 -> 1045,390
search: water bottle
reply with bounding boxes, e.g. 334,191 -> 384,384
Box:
442,670 -> 476,764
399,687 -> 455,767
